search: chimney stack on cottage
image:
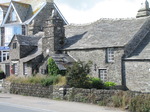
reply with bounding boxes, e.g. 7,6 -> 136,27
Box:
136,0 -> 150,18
43,9 -> 65,56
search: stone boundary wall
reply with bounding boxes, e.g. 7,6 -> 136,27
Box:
10,83 -> 53,98
64,88 -> 121,103
9,83 -> 122,103
8,83 -> 150,104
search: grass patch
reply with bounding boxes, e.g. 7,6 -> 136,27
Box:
129,94 -> 150,112
6,75 -> 66,86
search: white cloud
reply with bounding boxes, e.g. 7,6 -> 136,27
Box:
56,0 -> 144,24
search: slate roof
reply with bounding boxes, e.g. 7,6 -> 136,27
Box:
1,0 -> 67,25
12,1 -> 31,22
126,31 -> 150,60
11,0 -> 46,23
20,48 -> 42,62
52,54 -> 75,70
16,35 -> 42,46
0,0 -> 50,25
64,18 -> 147,50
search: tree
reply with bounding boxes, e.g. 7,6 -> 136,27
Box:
66,60 -> 92,88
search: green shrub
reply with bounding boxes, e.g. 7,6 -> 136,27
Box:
89,77 -> 104,89
66,60 -> 92,88
129,95 -> 150,112
41,75 -> 59,86
104,82 -> 116,87
48,57 -> 60,76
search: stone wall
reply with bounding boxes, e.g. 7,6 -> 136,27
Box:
125,61 -> 150,92
64,88 -> 120,104
7,83 -> 150,106
9,36 -> 20,60
67,48 -> 124,85
10,83 -> 53,98
9,83 -> 122,103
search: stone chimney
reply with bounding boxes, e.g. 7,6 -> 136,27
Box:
136,0 -> 150,18
42,9 -> 65,57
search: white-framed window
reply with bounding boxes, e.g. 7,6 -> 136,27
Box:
11,10 -> 17,21
23,63 -> 28,75
13,63 -> 18,75
107,48 -> 114,62
98,69 -> 107,82
1,51 -> 9,62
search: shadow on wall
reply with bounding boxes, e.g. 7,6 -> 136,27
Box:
64,31 -> 87,48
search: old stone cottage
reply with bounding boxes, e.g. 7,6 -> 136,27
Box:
0,0 -> 150,92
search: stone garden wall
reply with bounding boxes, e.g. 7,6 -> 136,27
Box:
8,83 -> 150,105
10,83 -> 53,98
9,83 -> 122,103
64,88 -> 120,103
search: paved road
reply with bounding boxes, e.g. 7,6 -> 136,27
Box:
0,93 -> 127,112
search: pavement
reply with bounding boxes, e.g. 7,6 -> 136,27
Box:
0,93 -> 128,112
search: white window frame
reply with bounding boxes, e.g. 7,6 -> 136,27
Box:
99,69 -> 107,82
107,48 -> 114,63
1,51 -> 9,62
23,63 -> 28,75
14,63 -> 18,75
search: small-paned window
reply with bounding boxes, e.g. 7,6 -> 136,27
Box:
98,69 -> 107,82
107,48 -> 114,62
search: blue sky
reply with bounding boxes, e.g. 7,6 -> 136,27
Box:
0,0 -> 145,24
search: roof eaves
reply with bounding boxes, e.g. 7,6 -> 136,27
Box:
62,46 -> 124,51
